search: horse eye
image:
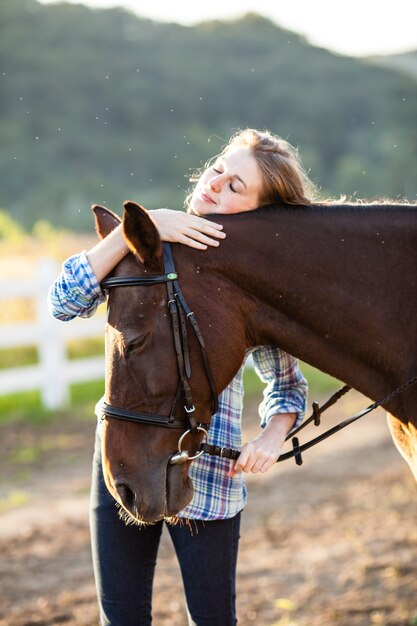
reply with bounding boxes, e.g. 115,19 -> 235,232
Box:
125,333 -> 151,357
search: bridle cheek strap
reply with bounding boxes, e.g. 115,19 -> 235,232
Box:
100,242 -> 218,431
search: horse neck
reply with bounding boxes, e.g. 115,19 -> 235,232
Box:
198,204 -> 417,400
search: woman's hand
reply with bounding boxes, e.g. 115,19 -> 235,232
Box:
149,209 -> 226,250
228,413 -> 296,478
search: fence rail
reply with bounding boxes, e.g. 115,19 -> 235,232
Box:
0,258 -> 105,409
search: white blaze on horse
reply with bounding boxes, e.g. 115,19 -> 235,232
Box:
94,201 -> 417,524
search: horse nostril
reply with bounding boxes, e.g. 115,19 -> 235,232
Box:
116,482 -> 136,512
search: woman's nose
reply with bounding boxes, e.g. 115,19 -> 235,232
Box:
209,175 -> 223,192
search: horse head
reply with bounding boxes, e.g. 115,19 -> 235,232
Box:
93,201 -> 245,524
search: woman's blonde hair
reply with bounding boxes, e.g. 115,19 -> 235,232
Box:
225,128 -> 316,206
186,128 -> 316,209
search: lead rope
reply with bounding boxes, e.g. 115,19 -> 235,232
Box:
199,374 -> 417,466
287,384 -> 351,439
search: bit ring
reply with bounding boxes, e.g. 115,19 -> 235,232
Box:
177,426 -> 208,461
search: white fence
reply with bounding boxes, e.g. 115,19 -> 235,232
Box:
0,258 -> 105,409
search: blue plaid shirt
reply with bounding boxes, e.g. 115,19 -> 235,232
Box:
48,251 -> 106,321
48,252 -> 307,520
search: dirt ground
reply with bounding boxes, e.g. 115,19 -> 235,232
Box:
0,390 -> 416,626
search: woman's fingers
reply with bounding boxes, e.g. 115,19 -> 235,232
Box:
228,442 -> 280,478
228,446 -> 254,478
188,215 -> 225,234
177,235 -> 211,250
228,455 -> 275,478
149,209 -> 226,247
257,457 -> 277,473
182,217 -> 226,245
184,227 -> 226,247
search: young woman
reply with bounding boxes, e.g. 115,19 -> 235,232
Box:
48,129 -> 313,626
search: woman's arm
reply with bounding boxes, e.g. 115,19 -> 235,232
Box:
49,209 -> 225,320
86,224 -> 128,283
228,347 -> 307,477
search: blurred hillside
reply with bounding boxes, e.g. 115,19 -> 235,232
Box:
368,50 -> 417,80
1,0 -> 416,231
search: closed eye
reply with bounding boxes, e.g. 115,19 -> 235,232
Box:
213,167 -> 237,193
125,332 -> 151,357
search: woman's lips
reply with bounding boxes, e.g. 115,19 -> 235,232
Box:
200,191 -> 216,205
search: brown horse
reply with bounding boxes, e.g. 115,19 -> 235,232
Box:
94,200 -> 417,524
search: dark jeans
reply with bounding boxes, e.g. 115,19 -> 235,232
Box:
90,432 -> 241,626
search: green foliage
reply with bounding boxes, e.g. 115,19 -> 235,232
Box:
67,337 -> 104,360
299,362 -> 341,396
0,346 -> 38,370
0,491 -> 29,512
0,382 -> 103,425
31,219 -> 69,242
0,1 -> 416,230
0,341 -> 104,424
0,338 -> 104,370
0,389 -> 46,424
0,210 -> 26,242
69,379 -> 105,409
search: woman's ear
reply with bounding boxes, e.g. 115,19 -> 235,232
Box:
92,205 -> 121,239
122,201 -> 162,265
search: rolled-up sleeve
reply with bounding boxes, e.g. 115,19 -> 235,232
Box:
47,251 -> 106,321
251,346 -> 307,429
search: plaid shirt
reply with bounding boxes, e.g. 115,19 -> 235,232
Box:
48,252 -> 307,520
48,251 -> 106,321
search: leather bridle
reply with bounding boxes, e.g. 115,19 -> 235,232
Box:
100,243 -> 218,462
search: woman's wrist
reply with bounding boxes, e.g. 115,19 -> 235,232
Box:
86,224 -> 129,282
263,413 -> 296,439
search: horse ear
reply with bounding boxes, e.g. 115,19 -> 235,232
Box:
122,201 -> 162,265
92,204 -> 121,239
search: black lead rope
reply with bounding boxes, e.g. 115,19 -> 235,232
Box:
287,384 -> 351,438
200,374 -> 417,466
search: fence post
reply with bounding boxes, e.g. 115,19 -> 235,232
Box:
36,258 -> 69,409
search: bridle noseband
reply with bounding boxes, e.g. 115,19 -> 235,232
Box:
100,243 -> 218,461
